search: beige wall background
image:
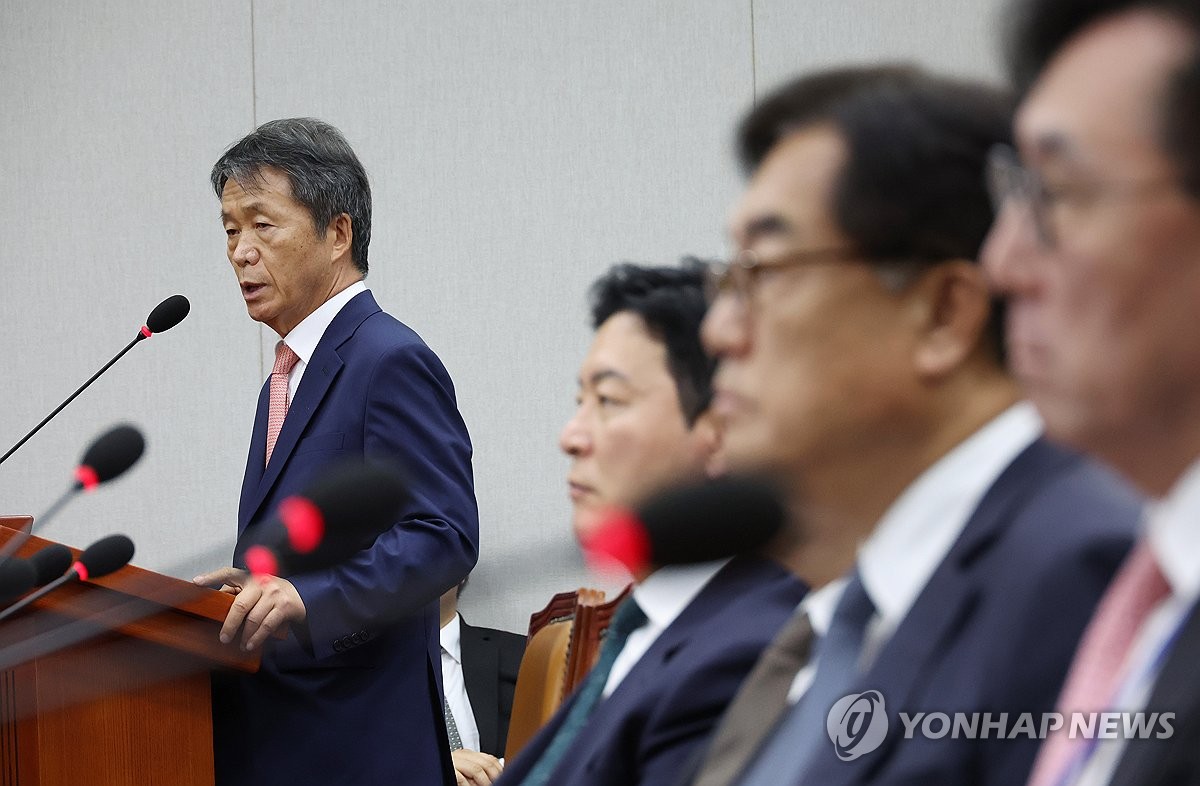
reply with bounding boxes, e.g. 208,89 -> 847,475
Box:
0,0 -> 1006,632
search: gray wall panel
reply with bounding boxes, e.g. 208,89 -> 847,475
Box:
0,0 -> 254,578
753,0 -> 1008,95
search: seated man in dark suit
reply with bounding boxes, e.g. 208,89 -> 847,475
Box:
684,65 -> 1142,786
439,577 -> 526,786
495,263 -> 806,786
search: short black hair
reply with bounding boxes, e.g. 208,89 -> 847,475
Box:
212,117 -> 373,274
589,261 -> 715,425
1008,0 -> 1200,196
738,64 -> 1015,361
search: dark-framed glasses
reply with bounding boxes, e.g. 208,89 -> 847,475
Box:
986,143 -> 1179,249
704,246 -> 863,302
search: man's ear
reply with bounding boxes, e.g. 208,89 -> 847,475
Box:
907,261 -> 993,380
328,213 -> 354,264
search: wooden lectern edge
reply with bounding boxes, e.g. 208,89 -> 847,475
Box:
0,524 -> 261,673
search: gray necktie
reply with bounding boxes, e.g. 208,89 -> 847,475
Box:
444,696 -> 463,751
690,609 -> 814,786
735,570 -> 875,785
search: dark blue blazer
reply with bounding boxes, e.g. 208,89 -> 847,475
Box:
497,556 -> 807,786
213,291 -> 479,786
1109,594 -> 1200,785
798,439 -> 1140,786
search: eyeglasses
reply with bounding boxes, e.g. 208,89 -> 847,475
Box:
704,246 -> 863,303
986,143 -> 1179,249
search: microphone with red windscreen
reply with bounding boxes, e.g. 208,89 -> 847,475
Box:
0,534 -> 135,622
0,424 -> 145,564
242,459 -> 409,578
580,475 -> 788,576
0,294 -> 188,467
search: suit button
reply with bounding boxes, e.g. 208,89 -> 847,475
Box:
332,639 -> 343,652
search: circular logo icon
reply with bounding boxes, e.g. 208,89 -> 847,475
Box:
826,690 -> 888,760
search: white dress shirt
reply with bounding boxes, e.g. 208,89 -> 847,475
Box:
1074,458 -> 1200,786
601,559 -> 729,698
279,280 -> 367,401
440,613 -> 482,752
787,402 -> 1043,699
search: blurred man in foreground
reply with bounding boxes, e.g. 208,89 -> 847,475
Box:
985,1 -> 1200,782
684,65 -> 1139,786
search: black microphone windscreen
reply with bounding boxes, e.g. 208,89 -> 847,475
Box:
0,559 -> 36,603
78,534 -> 135,578
304,460 -> 408,543
246,459 -> 409,576
146,294 -> 190,333
78,424 -> 145,485
638,475 -> 787,565
29,544 -> 73,586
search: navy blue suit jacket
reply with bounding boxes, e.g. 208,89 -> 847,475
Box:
497,556 -> 807,786
213,290 -> 479,786
1110,590 -> 1200,785
798,439 -> 1140,786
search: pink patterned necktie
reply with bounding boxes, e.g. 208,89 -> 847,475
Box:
1026,540 -> 1171,786
264,341 -> 300,468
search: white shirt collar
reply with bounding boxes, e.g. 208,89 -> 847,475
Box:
798,575 -> 849,639
439,612 -> 462,665
857,402 -> 1042,635
281,280 -> 367,363
632,559 -> 729,630
1147,456 -> 1200,602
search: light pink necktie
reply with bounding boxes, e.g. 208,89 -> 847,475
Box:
1027,540 -> 1171,786
264,341 -> 300,468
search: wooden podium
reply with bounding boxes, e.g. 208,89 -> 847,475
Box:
0,523 -> 259,786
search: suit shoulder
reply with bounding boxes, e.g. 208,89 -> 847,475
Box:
1011,446 -> 1142,546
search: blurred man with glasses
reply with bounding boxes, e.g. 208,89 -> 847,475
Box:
678,64 -> 1140,786
984,1 -> 1200,783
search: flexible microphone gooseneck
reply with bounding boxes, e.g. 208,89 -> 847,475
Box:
0,424 -> 145,564
0,294 -> 188,467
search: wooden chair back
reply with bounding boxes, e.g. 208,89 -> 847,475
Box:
503,584 -> 631,760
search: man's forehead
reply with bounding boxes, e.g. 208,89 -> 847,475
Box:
1016,9 -> 1194,167
728,126 -> 846,247
220,166 -> 293,205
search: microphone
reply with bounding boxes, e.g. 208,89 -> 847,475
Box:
0,294 -> 188,467
0,559 -> 37,605
29,544 -> 73,586
0,534 -> 134,622
0,425 -> 145,563
579,475 -> 788,575
242,460 -> 408,577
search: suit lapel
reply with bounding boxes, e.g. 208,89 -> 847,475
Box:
1110,598 -> 1200,786
240,291 -> 379,528
460,619 -> 502,756
238,380 -> 272,534
852,439 -> 1077,779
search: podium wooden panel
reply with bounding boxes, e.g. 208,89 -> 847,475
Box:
0,523 -> 259,786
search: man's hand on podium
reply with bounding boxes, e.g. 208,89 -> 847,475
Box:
193,567 -> 306,652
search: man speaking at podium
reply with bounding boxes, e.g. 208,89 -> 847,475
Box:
194,118 -> 479,786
